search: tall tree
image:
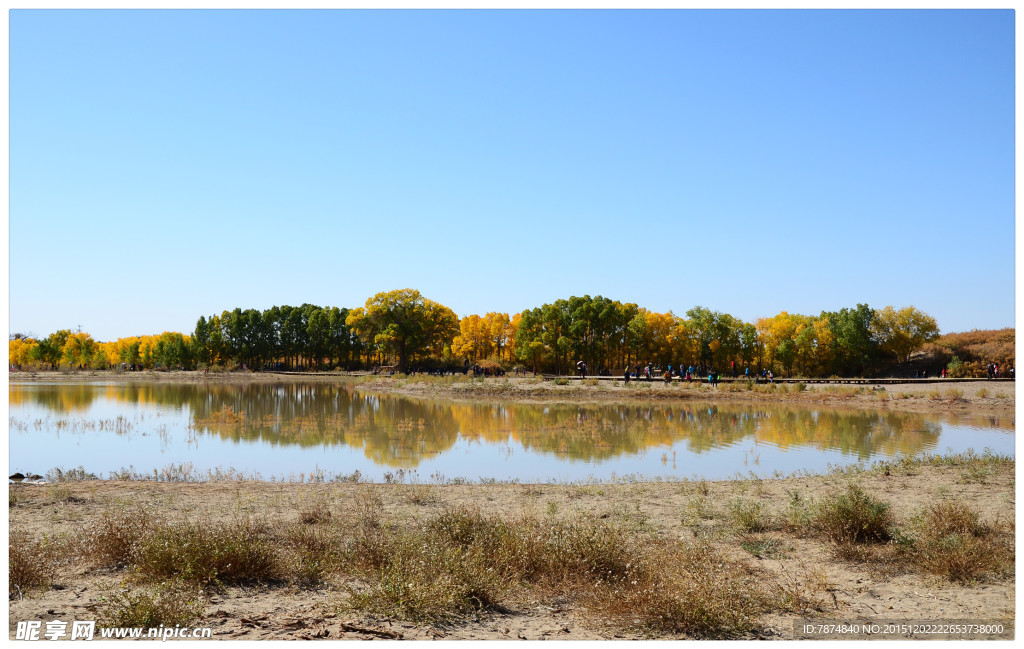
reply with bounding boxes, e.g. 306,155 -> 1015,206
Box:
825,304 -> 878,376
872,305 -> 940,364
346,289 -> 457,372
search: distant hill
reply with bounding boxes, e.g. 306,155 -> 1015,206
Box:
920,328 -> 1015,377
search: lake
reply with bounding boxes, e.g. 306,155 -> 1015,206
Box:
8,381 -> 1015,482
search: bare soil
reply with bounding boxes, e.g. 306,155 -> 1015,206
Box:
8,459 -> 1015,640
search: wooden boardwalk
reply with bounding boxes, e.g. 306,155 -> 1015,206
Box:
543,375 -> 1014,385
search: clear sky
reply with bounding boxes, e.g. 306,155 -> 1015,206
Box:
8,9 -> 1015,341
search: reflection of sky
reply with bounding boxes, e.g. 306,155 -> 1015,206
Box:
8,385 -> 1016,482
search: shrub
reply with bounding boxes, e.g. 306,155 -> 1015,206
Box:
88,508 -> 154,568
135,519 -> 281,585
784,490 -> 813,532
594,537 -> 783,638
729,498 -> 773,533
9,530 -> 60,597
347,508 -> 528,622
286,524 -> 344,587
921,501 -> 987,538
814,484 -> 895,543
100,580 -> 204,629
907,501 -> 1012,583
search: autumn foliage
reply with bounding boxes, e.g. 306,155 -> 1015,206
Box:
9,291 -> 1011,378
923,329 -> 1015,377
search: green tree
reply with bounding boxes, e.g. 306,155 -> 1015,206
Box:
30,329 -> 71,368
346,289 -> 458,373
825,304 -> 878,376
192,316 -> 212,365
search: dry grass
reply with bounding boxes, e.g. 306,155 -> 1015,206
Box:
814,483 -> 895,543
591,537 -> 789,638
134,518 -> 282,586
298,499 -> 332,525
8,457 -> 1015,638
87,507 -> 154,568
729,498 -> 774,533
907,501 -> 1014,583
284,523 -> 345,587
339,505 -> 817,636
100,580 -> 205,628
9,530 -> 61,598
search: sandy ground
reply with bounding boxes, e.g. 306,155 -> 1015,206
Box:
8,459 -> 1015,641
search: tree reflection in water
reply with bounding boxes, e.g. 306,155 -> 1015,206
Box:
10,383 -> 1013,473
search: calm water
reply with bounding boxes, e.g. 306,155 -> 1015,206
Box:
8,382 -> 1015,482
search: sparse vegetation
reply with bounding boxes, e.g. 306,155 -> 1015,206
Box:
729,498 -> 773,532
814,483 -> 894,543
907,501 -> 1013,583
8,452 -> 1014,639
740,535 -> 787,560
9,530 -> 61,597
100,580 -> 205,628
134,518 -> 281,585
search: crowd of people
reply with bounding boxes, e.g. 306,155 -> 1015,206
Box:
616,362 -> 774,385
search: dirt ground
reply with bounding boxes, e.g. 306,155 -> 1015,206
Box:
8,459 -> 1015,641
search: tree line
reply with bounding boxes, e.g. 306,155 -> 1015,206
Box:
9,288 -> 1001,378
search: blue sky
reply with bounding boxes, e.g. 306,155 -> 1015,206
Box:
8,9 -> 1015,341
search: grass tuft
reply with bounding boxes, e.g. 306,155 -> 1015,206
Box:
88,507 -> 153,568
100,580 -> 205,629
135,518 -> 281,586
814,483 -> 895,543
907,501 -> 1013,583
729,498 -> 773,532
9,531 -> 61,597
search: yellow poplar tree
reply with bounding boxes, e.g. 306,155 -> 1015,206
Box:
9,338 -> 37,367
484,312 -> 511,362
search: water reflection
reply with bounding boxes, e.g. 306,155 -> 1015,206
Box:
9,382 -> 1014,474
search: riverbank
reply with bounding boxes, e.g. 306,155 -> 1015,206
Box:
8,370 -> 1016,416
356,375 -> 1016,416
8,453 -> 1014,640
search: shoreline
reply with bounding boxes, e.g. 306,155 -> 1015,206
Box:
8,370 -> 1016,416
